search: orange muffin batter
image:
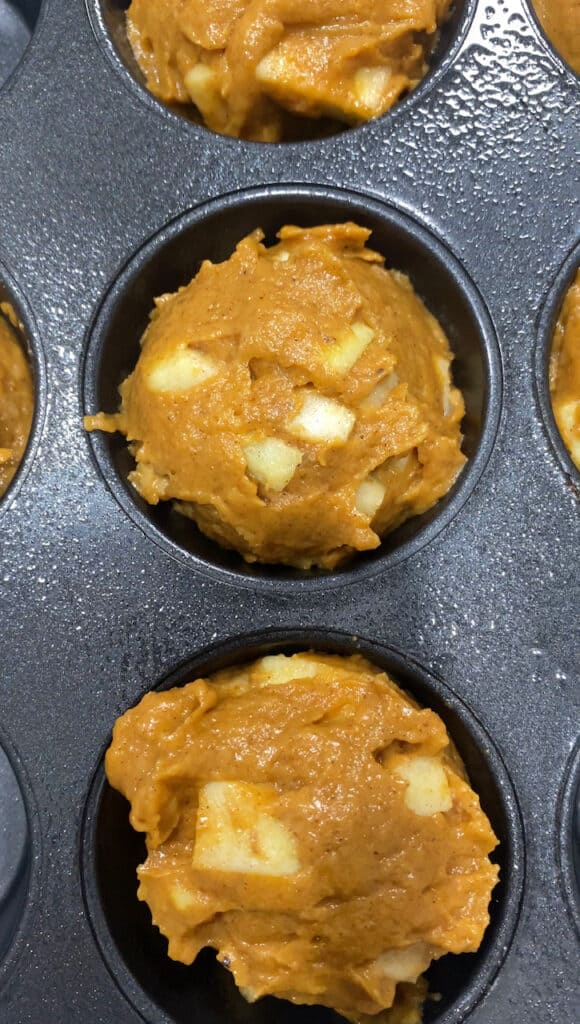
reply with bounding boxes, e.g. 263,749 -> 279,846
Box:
549,267 -> 580,470
126,0 -> 454,141
85,223 -> 465,570
0,306 -> 33,498
532,1 -> 580,75
106,651 -> 499,1024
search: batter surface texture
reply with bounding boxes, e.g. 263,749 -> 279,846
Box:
127,0 -> 454,140
86,223 -> 466,569
106,651 -> 499,1023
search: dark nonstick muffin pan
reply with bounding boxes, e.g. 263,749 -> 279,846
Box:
0,2 -> 578,1023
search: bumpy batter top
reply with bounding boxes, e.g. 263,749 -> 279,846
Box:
106,651 -> 499,1024
532,0 -> 580,75
85,223 -> 465,570
0,307 -> 33,498
550,267 -> 580,470
126,0 -> 453,141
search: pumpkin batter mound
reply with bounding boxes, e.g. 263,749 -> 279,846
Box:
0,306 -> 34,498
85,223 -> 466,570
549,267 -> 580,470
126,0 -> 454,141
531,0 -> 580,75
106,651 -> 499,1024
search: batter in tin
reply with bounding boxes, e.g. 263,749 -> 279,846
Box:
106,651 -> 499,1024
550,268 -> 580,470
85,223 -> 466,570
126,0 -> 454,140
531,0 -> 580,75
0,306 -> 33,498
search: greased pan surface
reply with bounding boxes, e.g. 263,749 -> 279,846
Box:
0,2 -> 578,1023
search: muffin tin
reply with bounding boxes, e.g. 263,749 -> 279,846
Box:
0,1 -> 578,1023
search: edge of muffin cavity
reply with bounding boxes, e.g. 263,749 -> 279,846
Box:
556,738 -> 580,937
0,259 -> 47,520
0,1 -> 47,99
79,627 -> 525,1024
0,724 -> 41,993
81,183 -> 503,591
85,0 -> 478,146
533,240 -> 580,492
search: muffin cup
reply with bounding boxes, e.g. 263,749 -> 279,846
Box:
87,0 -> 476,143
0,261 -> 45,514
0,728 -> 35,984
81,628 -> 524,1024
558,739 -> 580,936
82,184 -> 502,589
0,1 -> 42,90
534,240 -> 580,490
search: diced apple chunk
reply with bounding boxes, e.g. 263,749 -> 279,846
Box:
255,654 -> 318,686
242,437 -> 302,492
256,49 -> 289,86
170,881 -> 197,912
322,321 -> 374,373
374,943 -> 431,983
238,985 -> 258,1003
288,392 -> 355,445
192,782 -> 300,876
184,64 -> 221,120
557,400 -> 580,464
355,477 -> 386,518
256,49 -> 389,121
395,756 -> 452,816
388,453 -> 412,473
433,355 -> 453,416
362,372 -> 399,409
558,399 -> 580,432
146,348 -> 219,393
353,67 -> 392,114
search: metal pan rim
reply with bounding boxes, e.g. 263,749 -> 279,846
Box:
533,238 -> 580,491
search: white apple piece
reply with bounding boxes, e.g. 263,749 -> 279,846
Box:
355,477 -> 386,518
373,943 -> 431,983
256,49 -> 390,120
254,654 -> 318,685
146,347 -> 219,393
170,881 -> 197,911
184,65 -> 221,122
433,355 -> 454,417
322,321 -> 374,373
288,392 -> 355,445
353,67 -> 392,115
388,453 -> 412,473
255,48 -> 289,86
395,756 -> 452,816
361,371 -> 399,409
192,781 -> 300,876
557,400 -> 580,464
242,437 -> 302,492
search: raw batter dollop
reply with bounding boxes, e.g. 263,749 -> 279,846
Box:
106,651 -> 499,1024
126,0 -> 454,141
531,0 -> 580,75
550,267 -> 580,470
0,306 -> 33,498
85,223 -> 466,570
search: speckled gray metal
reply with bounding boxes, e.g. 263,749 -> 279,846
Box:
0,1 -> 578,1023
